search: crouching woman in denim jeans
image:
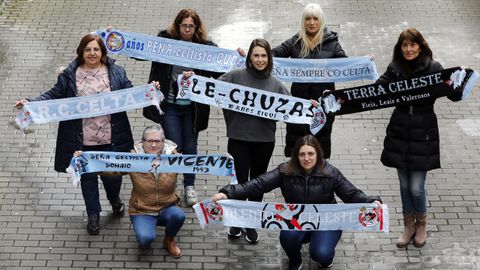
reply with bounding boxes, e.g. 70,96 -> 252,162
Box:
211,135 -> 382,270
75,125 -> 185,258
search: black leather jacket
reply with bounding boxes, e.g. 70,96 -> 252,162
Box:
220,162 -> 381,204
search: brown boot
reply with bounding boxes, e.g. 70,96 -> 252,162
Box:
396,212 -> 415,248
414,213 -> 427,247
163,236 -> 182,258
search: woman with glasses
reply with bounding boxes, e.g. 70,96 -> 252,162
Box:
272,3 -> 347,159
74,125 -> 185,258
15,34 -> 136,235
143,8 -> 222,206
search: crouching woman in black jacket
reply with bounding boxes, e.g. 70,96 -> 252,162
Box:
211,135 -> 381,270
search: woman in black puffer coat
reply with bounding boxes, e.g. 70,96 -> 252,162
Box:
376,28 -> 461,249
272,3 -> 347,159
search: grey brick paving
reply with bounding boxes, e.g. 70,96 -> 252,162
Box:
0,0 -> 479,269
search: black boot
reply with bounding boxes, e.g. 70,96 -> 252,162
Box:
111,198 -> 125,216
87,213 -> 100,235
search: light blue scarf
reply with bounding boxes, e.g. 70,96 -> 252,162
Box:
67,151 -> 238,186
96,29 -> 378,82
194,199 -> 389,233
16,84 -> 163,131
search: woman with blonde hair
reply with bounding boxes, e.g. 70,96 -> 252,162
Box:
272,3 -> 347,159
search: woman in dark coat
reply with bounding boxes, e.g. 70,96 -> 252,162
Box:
272,3 -> 347,158
15,34 -> 135,235
211,135 -> 381,270
376,28 -> 461,248
143,9 -> 222,206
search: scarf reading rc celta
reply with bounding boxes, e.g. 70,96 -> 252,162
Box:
176,74 -> 327,134
67,151 -> 238,186
322,67 -> 479,115
16,85 -> 163,132
96,29 -> 378,83
193,199 -> 389,233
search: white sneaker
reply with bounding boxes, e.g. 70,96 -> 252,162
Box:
317,260 -> 333,268
185,186 -> 198,206
287,261 -> 303,270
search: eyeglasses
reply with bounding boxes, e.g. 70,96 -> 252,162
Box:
179,24 -> 196,30
84,47 -> 101,53
143,139 -> 164,145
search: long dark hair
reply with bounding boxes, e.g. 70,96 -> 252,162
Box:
75,34 -> 108,66
392,28 -> 433,76
245,38 -> 274,76
283,135 -> 324,175
167,8 -> 208,44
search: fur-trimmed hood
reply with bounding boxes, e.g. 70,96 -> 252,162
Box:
133,139 -> 177,154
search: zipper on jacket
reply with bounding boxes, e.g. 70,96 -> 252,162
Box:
155,174 -> 160,206
193,102 -> 198,133
304,176 -> 309,202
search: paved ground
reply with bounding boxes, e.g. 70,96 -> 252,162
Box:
1,0 -> 479,269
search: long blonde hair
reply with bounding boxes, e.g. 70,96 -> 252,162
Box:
298,3 -> 326,58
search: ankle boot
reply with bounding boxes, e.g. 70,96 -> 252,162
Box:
87,213 -> 100,235
414,213 -> 427,247
111,198 -> 125,216
163,236 -> 182,258
396,212 -> 415,248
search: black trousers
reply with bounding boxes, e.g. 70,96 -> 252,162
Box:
227,138 -> 275,202
284,82 -> 336,158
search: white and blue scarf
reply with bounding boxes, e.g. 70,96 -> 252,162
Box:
67,151 -> 238,186
177,74 -> 327,134
96,29 -> 378,82
16,84 -> 163,131
194,199 -> 389,233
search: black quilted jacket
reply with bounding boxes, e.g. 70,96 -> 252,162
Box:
220,162 -> 380,204
376,57 -> 461,171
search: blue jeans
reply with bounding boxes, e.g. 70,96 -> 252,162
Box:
162,103 -> 198,187
280,230 -> 342,266
129,205 -> 185,247
397,169 -> 427,213
80,144 -> 122,215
